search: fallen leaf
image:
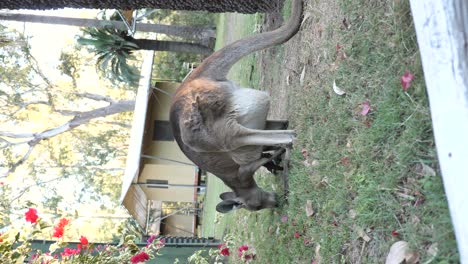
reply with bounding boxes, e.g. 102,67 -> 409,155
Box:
356,226 -> 371,242
300,66 -> 306,86
332,80 -> 346,95
420,163 -> 436,177
301,148 -> 309,159
427,243 -> 438,258
346,139 -> 352,149
414,196 -> 425,207
349,209 -> 357,219
305,200 -> 315,217
342,18 -> 351,29
340,157 -> 350,166
301,12 -> 312,28
315,244 -> 321,264
360,101 -> 371,116
304,238 -> 312,246
401,71 -> 415,91
385,241 -> 420,264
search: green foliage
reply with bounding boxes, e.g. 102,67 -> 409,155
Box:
77,27 -> 140,85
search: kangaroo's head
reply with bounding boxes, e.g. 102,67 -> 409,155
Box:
216,189 -> 278,213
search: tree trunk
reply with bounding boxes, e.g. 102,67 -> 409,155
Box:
0,12 -> 216,40
131,38 -> 213,55
0,0 -> 279,13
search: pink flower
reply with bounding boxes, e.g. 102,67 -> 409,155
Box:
131,251 -> 150,263
401,71 -> 415,91
360,101 -> 371,116
280,215 -> 289,223
146,235 -> 157,245
238,245 -> 249,257
61,247 -> 80,257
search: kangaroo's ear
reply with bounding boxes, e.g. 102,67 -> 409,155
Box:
216,199 -> 242,213
219,192 -> 236,200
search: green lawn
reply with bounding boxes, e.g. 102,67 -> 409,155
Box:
200,0 -> 458,263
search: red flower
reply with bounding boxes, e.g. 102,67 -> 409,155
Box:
245,253 -> 256,261
401,71 -> 414,91
131,251 -> 150,264
0,233 -> 3,243
218,243 -> 230,256
52,226 -> 64,238
58,218 -> 70,228
25,208 -> 39,224
294,231 -> 301,238
79,235 -> 88,246
52,218 -> 70,238
220,247 -> 230,256
391,230 -> 400,237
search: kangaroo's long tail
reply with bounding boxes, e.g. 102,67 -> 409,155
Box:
189,0 -> 303,81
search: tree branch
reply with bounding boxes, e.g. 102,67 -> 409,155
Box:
1,145 -> 36,178
77,93 -> 115,103
11,100 -> 50,116
1,99 -> 135,177
9,175 -> 64,203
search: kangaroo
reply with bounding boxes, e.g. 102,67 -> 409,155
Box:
170,0 -> 303,213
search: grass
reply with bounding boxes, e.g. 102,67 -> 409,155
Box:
201,0 -> 458,263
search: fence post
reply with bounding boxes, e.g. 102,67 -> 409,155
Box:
410,1 -> 468,262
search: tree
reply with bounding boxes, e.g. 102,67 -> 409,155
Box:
0,28 -> 135,230
0,12 -> 216,41
0,0 -> 277,13
77,27 -> 212,83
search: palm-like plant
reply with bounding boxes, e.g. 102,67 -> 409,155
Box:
78,27 -> 140,84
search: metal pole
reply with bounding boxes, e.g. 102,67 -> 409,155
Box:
141,154 -> 196,167
134,182 -> 205,189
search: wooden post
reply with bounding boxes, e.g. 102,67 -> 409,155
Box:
410,1 -> 468,262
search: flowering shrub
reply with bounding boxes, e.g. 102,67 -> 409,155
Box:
187,235 -> 256,263
0,208 -> 164,263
